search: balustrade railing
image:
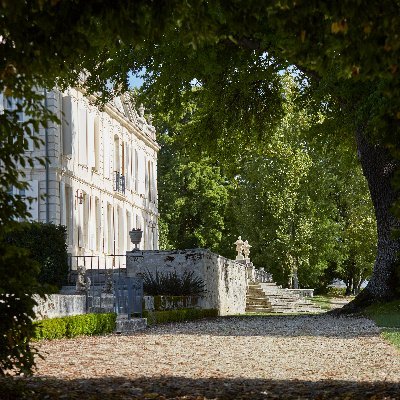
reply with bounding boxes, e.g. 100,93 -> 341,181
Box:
114,171 -> 126,194
254,267 -> 273,283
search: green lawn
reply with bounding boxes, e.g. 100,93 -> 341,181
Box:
309,295 -> 332,310
364,300 -> 400,350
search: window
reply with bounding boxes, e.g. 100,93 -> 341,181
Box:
104,133 -> 111,178
65,185 -> 73,246
87,111 -> 95,169
134,149 -> 138,192
114,135 -> 120,173
78,107 -> 87,165
117,206 -> 124,254
95,197 -> 101,251
62,96 -> 73,156
4,96 -> 36,151
107,203 -> 113,254
94,116 -> 100,171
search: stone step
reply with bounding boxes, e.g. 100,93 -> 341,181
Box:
247,303 -> 272,308
246,307 -> 273,313
246,281 -> 323,314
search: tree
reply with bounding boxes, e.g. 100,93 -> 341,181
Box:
128,3 -> 400,307
157,134 -> 232,252
0,234 -> 45,376
154,78 -> 376,292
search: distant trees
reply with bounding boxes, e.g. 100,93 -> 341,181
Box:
155,79 -> 376,292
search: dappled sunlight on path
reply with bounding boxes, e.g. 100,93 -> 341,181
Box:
24,315 -> 400,399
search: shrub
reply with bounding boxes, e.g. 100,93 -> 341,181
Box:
143,308 -> 218,326
0,240 -> 45,376
34,313 -> 117,340
143,269 -> 206,296
34,317 -> 67,340
5,222 -> 68,289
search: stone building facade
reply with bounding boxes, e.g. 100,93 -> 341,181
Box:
2,88 -> 160,259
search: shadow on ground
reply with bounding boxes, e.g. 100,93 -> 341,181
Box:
2,375 -> 399,400
141,314 -> 379,338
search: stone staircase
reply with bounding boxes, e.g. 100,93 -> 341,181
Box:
246,282 -> 323,314
246,283 -> 273,313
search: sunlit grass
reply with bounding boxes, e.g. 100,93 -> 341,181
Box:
309,295 -> 332,310
365,300 -> 400,350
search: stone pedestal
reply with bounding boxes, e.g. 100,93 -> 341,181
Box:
115,316 -> 147,333
126,250 -> 144,277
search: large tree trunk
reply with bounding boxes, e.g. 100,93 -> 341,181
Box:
346,130 -> 400,309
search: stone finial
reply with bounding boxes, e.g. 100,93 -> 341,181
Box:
138,103 -> 145,118
234,236 -> 244,260
243,240 -> 252,260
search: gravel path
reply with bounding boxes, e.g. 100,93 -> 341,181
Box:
23,315 -> 400,399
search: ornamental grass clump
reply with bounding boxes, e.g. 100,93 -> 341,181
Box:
143,269 -> 206,296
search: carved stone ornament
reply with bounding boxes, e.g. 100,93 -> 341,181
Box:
234,236 -> 245,260
138,103 -> 145,118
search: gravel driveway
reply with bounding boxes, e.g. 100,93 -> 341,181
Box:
26,315 -> 400,399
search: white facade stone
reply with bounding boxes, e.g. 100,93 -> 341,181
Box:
9,88 -> 160,259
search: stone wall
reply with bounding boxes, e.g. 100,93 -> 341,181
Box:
33,294 -> 86,320
127,248 -> 247,316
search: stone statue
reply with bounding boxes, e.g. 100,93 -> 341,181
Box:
234,236 -> 245,260
76,264 -> 86,293
243,240 -> 252,260
138,103 -> 145,118
76,264 -> 91,293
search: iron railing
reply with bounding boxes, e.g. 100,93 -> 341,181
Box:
67,254 -> 143,317
67,254 -> 127,285
114,171 -> 126,194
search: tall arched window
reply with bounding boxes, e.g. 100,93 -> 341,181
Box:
94,116 -> 100,171
134,149 -> 139,192
95,197 -> 101,251
83,192 -> 89,248
117,206 -> 124,254
65,185 -> 73,246
147,160 -> 152,201
107,203 -> 113,254
114,135 -> 120,173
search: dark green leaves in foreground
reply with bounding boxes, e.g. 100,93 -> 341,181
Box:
0,241 -> 44,376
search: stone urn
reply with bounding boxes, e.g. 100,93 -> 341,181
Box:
129,228 -> 143,251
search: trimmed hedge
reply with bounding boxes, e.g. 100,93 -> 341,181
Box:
143,308 -> 218,326
34,313 -> 117,340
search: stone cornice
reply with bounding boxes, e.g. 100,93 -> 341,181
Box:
74,87 -> 160,153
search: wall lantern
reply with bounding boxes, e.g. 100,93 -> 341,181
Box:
75,189 -> 84,205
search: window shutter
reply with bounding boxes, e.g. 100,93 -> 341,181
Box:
89,196 -> 95,250
25,180 -> 39,221
62,96 -> 73,156
78,107 -> 87,165
87,112 -> 95,168
60,181 -> 66,225
104,134 -> 110,178
125,144 -> 130,190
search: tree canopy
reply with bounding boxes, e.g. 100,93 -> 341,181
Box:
1,3 -> 400,374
